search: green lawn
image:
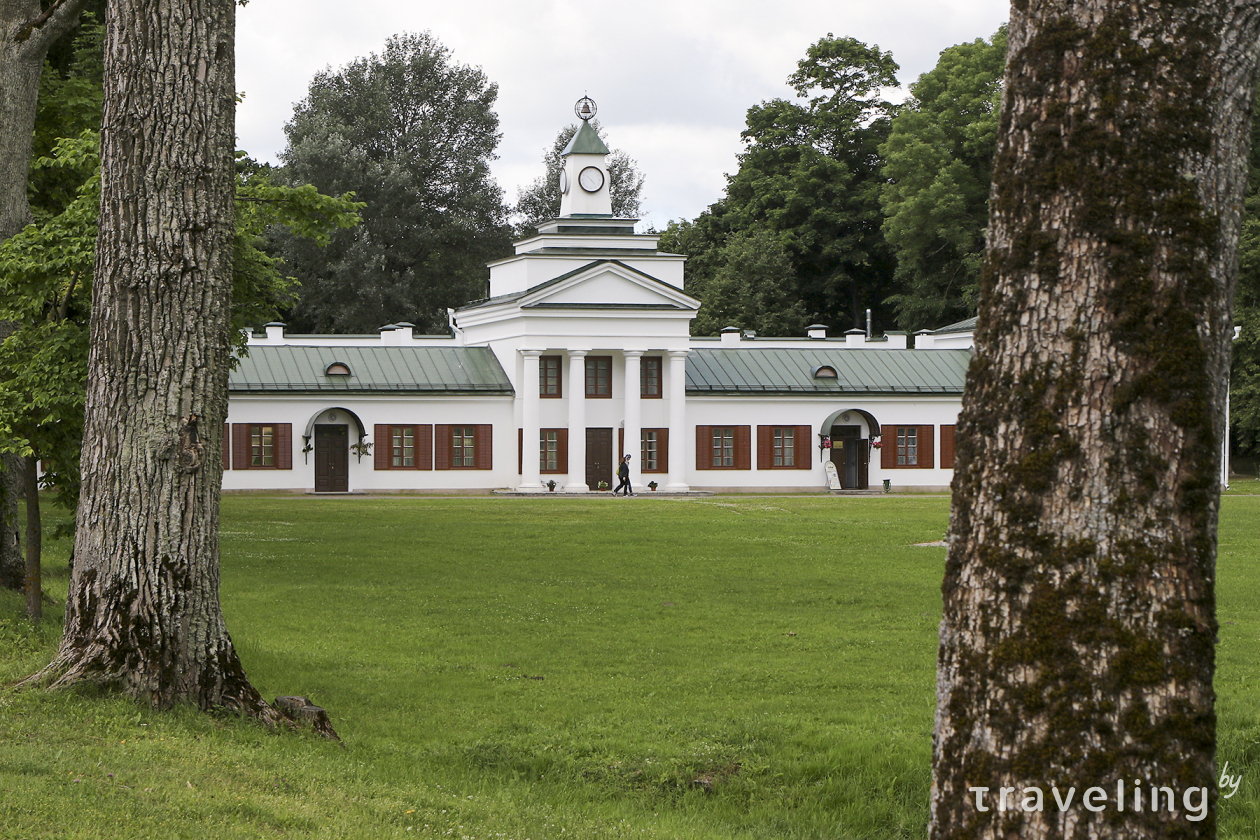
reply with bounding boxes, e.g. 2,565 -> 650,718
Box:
3,494 -> 1260,838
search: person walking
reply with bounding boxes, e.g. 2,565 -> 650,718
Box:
614,454 -> 634,496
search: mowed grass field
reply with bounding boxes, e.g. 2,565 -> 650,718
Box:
3,493 -> 1260,839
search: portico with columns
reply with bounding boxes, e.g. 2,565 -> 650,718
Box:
453,107 -> 699,493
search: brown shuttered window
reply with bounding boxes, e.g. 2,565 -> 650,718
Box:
376,424 -> 433,470
540,355 -> 562,398
697,425 -> 750,469
232,423 -> 291,469
222,423 -> 230,470
641,356 -> 662,398
585,356 -> 612,398
641,428 -> 667,473
881,424 -> 935,469
441,425 -> 491,470
940,425 -> 956,469
540,428 -> 568,474
757,425 -> 811,469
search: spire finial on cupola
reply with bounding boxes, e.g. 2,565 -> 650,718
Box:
559,96 -> 613,217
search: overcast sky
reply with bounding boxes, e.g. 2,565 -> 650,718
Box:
236,0 -> 1010,231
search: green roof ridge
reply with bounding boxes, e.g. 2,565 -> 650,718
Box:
561,121 -> 611,156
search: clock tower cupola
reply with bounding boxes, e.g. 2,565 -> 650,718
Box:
558,96 -> 613,217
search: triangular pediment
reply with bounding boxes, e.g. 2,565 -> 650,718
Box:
520,260 -> 699,311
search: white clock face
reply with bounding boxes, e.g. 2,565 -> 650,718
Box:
558,169 -> 569,194
578,166 -> 604,193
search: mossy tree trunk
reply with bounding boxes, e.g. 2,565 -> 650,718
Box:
32,0 -> 277,721
932,2 -> 1260,838
0,0 -> 91,591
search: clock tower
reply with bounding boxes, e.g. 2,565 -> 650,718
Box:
558,97 -> 613,217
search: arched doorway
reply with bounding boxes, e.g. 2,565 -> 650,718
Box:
820,408 -> 880,490
302,407 -> 367,493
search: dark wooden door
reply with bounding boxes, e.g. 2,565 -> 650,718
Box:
831,425 -> 868,490
314,424 -> 348,492
586,428 -> 613,490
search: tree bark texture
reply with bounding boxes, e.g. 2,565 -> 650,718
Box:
34,0 -> 276,720
0,0 -> 90,591
932,2 -> 1260,839
23,455 -> 40,621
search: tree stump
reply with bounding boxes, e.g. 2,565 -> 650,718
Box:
274,696 -> 340,741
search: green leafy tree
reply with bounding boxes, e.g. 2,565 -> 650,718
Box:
671,226 -> 806,336
0,134 -> 360,617
664,35 -> 899,335
277,31 -> 512,334
0,2 -> 99,596
880,27 -> 1007,332
512,119 -> 646,237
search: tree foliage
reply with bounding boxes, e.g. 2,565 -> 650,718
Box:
879,27 -> 1007,332
512,120 -> 645,237
661,35 -> 898,335
277,31 -> 512,334
0,136 -> 360,517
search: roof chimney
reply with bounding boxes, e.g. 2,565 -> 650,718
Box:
720,326 -> 741,346
807,324 -> 828,340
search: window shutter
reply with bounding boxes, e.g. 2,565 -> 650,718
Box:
557,428 -> 569,474
276,424 -> 293,470
696,426 -> 711,470
757,426 -> 772,470
918,425 -> 935,469
657,429 -> 668,473
434,424 -> 451,470
375,425 -> 390,470
222,424 -> 230,470
416,425 -> 433,470
881,425 -> 896,469
518,428 -> 523,475
735,426 -> 752,470
796,425 -> 812,469
618,428 -> 624,459
232,424 -> 249,470
941,425 -> 956,470
475,424 -> 493,470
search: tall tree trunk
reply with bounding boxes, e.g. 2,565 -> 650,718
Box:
931,2 -> 1260,838
32,0 -> 277,720
23,454 -> 40,621
0,0 -> 91,590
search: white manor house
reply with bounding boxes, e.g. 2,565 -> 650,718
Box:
222,115 -> 974,495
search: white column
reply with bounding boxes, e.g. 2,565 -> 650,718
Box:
565,350 -> 588,491
623,351 -> 643,492
518,350 -> 543,491
666,349 -> 690,491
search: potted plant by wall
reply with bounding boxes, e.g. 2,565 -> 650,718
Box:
598,480 -> 610,491
648,481 -> 658,491
546,479 -> 557,492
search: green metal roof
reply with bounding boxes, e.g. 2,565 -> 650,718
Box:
229,346 -> 514,395
931,316 -> 977,334
561,120 -> 611,155
685,348 -> 972,396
